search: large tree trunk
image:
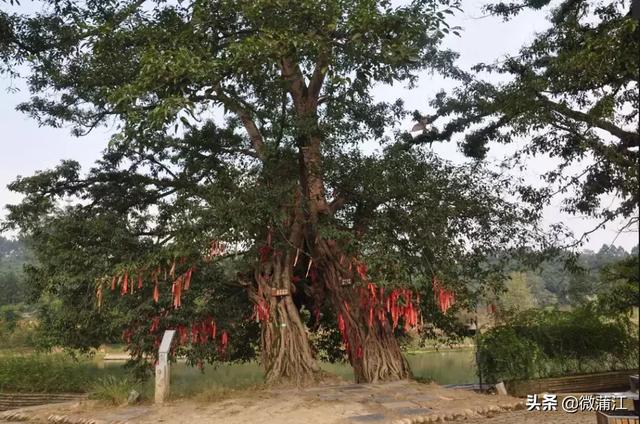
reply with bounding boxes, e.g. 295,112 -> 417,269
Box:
249,191 -> 324,386
315,240 -> 411,383
253,248 -> 322,385
297,135 -> 411,383
283,58 -> 411,383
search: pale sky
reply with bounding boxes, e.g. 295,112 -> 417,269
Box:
0,0 -> 637,251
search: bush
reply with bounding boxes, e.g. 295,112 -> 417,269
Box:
477,307 -> 639,383
0,304 -> 38,349
89,376 -> 144,405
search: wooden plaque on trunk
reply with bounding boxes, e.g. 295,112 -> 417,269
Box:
271,288 -> 289,297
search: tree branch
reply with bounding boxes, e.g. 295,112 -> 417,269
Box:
194,92 -> 267,160
307,50 -> 330,108
281,58 -> 309,113
328,194 -> 347,215
236,109 -> 267,159
536,93 -> 640,147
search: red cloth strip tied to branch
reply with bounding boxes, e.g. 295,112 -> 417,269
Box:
121,270 -> 129,296
177,325 -> 188,345
200,321 -> 210,344
337,312 -> 348,346
152,268 -> 160,303
258,245 -> 273,263
219,330 -> 229,355
149,316 -> 160,333
183,267 -> 193,290
122,328 -> 132,344
190,324 -> 197,344
210,320 -> 217,339
160,318 -> 220,347
171,275 -> 183,309
205,240 -> 225,262
169,260 -> 176,279
340,275 -> 424,332
170,267 -> 195,309
96,284 -> 103,309
386,289 -> 401,329
432,277 -> 455,313
253,298 -> 270,322
401,289 -> 418,329
355,260 -> 368,281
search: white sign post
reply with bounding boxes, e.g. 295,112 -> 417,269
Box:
155,329 -> 176,404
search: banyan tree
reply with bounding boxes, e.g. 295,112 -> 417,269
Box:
1,0 -> 543,384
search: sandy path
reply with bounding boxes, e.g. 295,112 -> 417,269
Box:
0,381 -> 529,424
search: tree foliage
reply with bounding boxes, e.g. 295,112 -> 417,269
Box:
596,253 -> 640,316
477,306 -> 639,383
410,0 -> 639,238
0,236 -> 28,306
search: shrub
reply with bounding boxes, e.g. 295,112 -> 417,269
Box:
89,376 -> 144,405
0,304 -> 38,349
477,307 -> 639,383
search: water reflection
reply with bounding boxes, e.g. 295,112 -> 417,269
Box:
405,349 -> 477,385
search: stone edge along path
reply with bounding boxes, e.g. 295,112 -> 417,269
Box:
0,386 -> 526,424
296,381 -> 526,424
385,401 -> 525,424
0,405 -> 526,424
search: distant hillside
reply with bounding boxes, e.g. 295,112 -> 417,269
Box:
508,244 -> 638,308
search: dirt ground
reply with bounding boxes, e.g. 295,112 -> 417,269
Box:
0,381 -> 632,424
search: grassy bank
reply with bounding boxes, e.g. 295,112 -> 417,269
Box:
0,347 -> 478,403
0,353 -> 126,393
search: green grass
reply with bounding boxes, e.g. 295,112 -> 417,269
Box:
163,361 -> 264,399
0,349 -> 478,399
0,353 -> 127,393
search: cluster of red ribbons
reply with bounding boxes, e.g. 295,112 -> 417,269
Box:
204,240 -> 225,262
337,309 -> 349,346
144,316 -> 229,354
171,266 -> 193,309
433,277 -> 455,313
351,258 -> 421,332
105,258 -> 195,309
337,303 -> 363,359
258,228 -> 274,263
336,279 -> 422,362
108,240 -> 234,363
385,288 -> 419,331
252,297 -> 270,322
